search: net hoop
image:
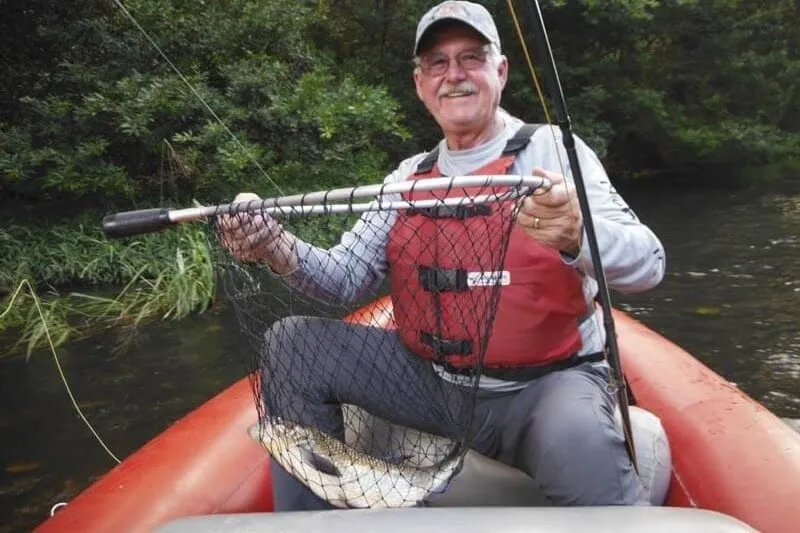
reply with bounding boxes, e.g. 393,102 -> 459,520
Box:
181,175 -> 550,221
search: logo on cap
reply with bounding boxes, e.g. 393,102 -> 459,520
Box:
434,1 -> 467,19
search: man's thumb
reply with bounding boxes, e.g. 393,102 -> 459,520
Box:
532,167 -> 564,186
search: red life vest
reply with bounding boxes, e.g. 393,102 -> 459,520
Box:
386,125 -> 588,370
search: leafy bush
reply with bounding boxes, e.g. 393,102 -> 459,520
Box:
0,0 -> 410,214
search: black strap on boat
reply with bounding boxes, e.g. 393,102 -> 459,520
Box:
407,203 -> 492,219
421,331 -> 473,357
418,265 -> 468,293
437,351 -> 606,380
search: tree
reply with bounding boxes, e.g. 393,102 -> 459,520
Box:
0,0 -> 410,216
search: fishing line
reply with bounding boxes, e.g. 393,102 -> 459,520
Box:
110,0 -> 283,195
0,280 -> 121,464
506,0 -> 550,124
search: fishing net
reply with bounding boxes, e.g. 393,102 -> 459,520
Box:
210,175 -> 546,508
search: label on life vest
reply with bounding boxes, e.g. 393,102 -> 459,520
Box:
467,271 -> 510,287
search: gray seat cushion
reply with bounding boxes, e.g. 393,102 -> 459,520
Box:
155,507 -> 756,533
429,450 -> 551,507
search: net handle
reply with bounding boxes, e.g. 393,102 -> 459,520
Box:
102,175 -> 550,238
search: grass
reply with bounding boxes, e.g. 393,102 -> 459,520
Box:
0,208 -> 360,357
0,217 -> 216,357
0,214 -> 204,289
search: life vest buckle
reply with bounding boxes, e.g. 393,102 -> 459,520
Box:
419,266 -> 468,292
420,331 -> 473,357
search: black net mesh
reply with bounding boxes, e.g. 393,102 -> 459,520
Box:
211,176 -> 541,508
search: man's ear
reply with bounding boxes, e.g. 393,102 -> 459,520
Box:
497,55 -> 509,90
413,68 -> 424,101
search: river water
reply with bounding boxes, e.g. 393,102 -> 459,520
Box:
1,177 -> 798,531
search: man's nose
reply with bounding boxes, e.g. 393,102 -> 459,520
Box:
444,58 -> 467,81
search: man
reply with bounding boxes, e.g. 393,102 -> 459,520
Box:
220,0 -> 665,510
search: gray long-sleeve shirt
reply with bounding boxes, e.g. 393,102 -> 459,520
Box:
283,113 -> 666,390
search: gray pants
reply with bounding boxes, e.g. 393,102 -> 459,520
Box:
261,316 -> 645,510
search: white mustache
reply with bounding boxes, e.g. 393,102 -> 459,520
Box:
437,82 -> 478,98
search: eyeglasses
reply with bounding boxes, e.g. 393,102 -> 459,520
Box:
416,47 -> 490,77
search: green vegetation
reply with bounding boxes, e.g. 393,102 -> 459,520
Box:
0,221 -> 214,356
1,0 -> 799,352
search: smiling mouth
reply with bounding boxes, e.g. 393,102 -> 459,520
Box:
442,91 -> 474,98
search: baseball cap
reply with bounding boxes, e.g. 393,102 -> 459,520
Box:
414,1 -> 501,56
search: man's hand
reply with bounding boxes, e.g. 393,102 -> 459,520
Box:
217,192 -> 295,272
516,168 -> 583,255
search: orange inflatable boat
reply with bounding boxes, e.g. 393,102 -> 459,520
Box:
34,299 -> 800,532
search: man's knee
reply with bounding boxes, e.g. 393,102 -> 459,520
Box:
264,315 -> 315,346
527,406 -> 642,505
260,316 -> 321,395
262,315 -> 323,367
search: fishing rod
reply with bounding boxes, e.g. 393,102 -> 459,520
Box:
512,0 -> 638,470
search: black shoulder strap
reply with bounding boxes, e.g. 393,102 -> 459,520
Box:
414,146 -> 440,175
415,123 -> 543,174
502,123 -> 544,155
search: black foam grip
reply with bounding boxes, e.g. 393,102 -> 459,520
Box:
102,208 -> 173,238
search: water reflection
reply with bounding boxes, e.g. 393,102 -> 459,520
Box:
1,177 -> 798,532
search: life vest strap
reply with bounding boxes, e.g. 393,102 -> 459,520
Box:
414,148 -> 440,175
407,203 -> 492,219
501,123 -> 542,155
414,123 -> 545,175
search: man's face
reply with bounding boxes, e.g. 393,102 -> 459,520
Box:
414,24 -> 507,138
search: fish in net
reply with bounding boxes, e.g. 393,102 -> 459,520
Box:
211,175 -> 548,508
